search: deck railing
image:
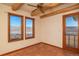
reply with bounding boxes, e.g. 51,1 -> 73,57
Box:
66,33 -> 78,48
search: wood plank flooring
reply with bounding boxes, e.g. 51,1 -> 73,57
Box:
2,43 -> 79,56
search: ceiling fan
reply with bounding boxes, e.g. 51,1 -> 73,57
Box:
27,3 -> 61,16
27,3 -> 45,13
11,3 -> 62,16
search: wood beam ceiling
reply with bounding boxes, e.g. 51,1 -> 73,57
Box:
31,3 -> 61,16
11,3 -> 24,11
40,4 -> 79,18
42,3 -> 61,10
31,9 -> 42,16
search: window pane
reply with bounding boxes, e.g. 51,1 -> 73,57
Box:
66,16 -> 78,48
10,15 -> 22,41
26,18 -> 34,38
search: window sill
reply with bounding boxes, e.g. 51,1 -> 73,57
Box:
8,39 -> 23,42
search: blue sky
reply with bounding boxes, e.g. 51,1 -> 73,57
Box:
10,16 -> 32,27
66,16 -> 78,27
26,19 -> 32,27
10,16 -> 21,27
10,15 -> 77,28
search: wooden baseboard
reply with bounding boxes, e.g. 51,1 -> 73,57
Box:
0,42 -> 63,56
41,42 -> 63,49
40,42 -> 79,53
0,42 -> 42,56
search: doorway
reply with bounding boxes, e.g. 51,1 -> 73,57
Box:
63,12 -> 79,50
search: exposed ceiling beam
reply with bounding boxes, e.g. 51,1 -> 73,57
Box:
40,4 -> 79,18
42,3 -> 61,10
31,3 -> 61,16
12,3 -> 24,11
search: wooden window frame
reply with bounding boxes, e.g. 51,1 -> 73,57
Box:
25,17 -> 35,39
63,12 -> 79,50
8,13 -> 24,42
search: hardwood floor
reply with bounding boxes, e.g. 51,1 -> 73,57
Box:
2,43 -> 79,56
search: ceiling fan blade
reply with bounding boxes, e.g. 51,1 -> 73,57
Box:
38,8 -> 45,13
36,3 -> 62,13
37,3 -> 44,6
31,9 -> 42,16
27,4 -> 37,7
37,3 -> 45,13
31,3 -> 62,16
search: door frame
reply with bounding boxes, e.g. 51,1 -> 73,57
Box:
63,12 -> 79,50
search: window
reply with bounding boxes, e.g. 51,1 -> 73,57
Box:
8,13 -> 23,42
25,17 -> 35,39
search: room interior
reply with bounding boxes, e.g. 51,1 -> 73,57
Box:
0,3 -> 79,56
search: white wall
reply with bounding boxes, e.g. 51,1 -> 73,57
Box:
0,4 -> 79,55
41,9 -> 79,48
0,4 -> 41,55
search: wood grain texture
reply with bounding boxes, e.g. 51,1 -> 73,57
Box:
63,12 -> 79,50
25,17 -> 35,39
41,4 -> 79,18
12,3 -> 24,11
31,3 -> 61,16
8,13 -> 24,42
2,42 -> 79,56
